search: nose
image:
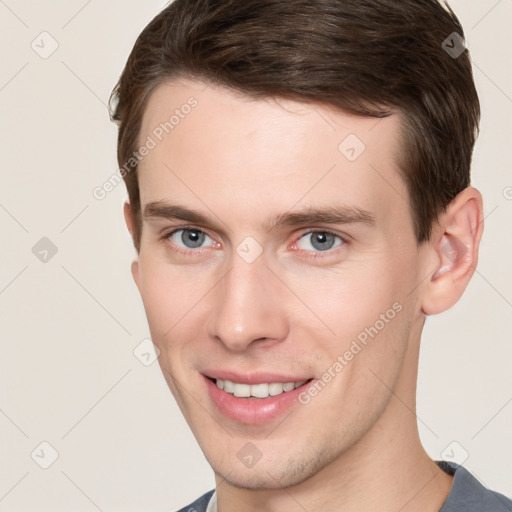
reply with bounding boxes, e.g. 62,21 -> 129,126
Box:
207,252 -> 289,352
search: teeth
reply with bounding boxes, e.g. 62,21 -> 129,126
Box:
233,383 -> 251,398
250,383 -> 269,398
282,382 -> 295,392
215,379 -> 308,398
268,383 -> 284,396
224,380 -> 234,393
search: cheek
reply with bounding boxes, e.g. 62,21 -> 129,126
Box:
136,256 -> 211,348
287,262 -> 404,343
286,259 -> 413,399
136,260 -> 214,408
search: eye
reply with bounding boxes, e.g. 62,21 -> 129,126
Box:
168,228 -> 215,250
295,231 -> 344,252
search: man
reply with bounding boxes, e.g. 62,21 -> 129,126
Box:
109,1 -> 512,510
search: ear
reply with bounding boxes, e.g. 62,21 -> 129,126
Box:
421,187 -> 484,315
123,201 -> 140,290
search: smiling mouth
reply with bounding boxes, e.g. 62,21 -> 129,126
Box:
207,377 -> 313,399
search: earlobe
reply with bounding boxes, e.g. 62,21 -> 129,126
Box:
421,187 -> 484,315
131,259 -> 140,290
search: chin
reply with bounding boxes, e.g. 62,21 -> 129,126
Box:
219,468 -> 307,490
207,449 -> 325,490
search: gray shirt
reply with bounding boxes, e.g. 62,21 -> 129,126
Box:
176,461 -> 512,511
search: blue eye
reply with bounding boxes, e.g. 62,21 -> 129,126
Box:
169,228 -> 213,249
296,231 -> 343,252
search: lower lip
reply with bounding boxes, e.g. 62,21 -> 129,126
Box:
204,376 -> 313,425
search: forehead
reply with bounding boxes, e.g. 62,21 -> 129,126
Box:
137,78 -> 408,233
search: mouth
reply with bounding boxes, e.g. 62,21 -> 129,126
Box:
202,374 -> 315,424
208,377 -> 312,398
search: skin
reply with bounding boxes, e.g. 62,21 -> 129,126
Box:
124,78 -> 484,512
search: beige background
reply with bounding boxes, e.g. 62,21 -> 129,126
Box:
0,1 -> 511,510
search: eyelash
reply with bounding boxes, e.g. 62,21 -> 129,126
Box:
161,226 -> 348,258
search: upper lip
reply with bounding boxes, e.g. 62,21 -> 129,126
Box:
202,370 -> 313,385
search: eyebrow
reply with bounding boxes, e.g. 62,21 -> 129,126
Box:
143,201 -> 375,232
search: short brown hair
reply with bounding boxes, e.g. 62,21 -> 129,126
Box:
110,0 -> 480,252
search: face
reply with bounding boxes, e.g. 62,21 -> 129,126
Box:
130,78 -> 430,489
